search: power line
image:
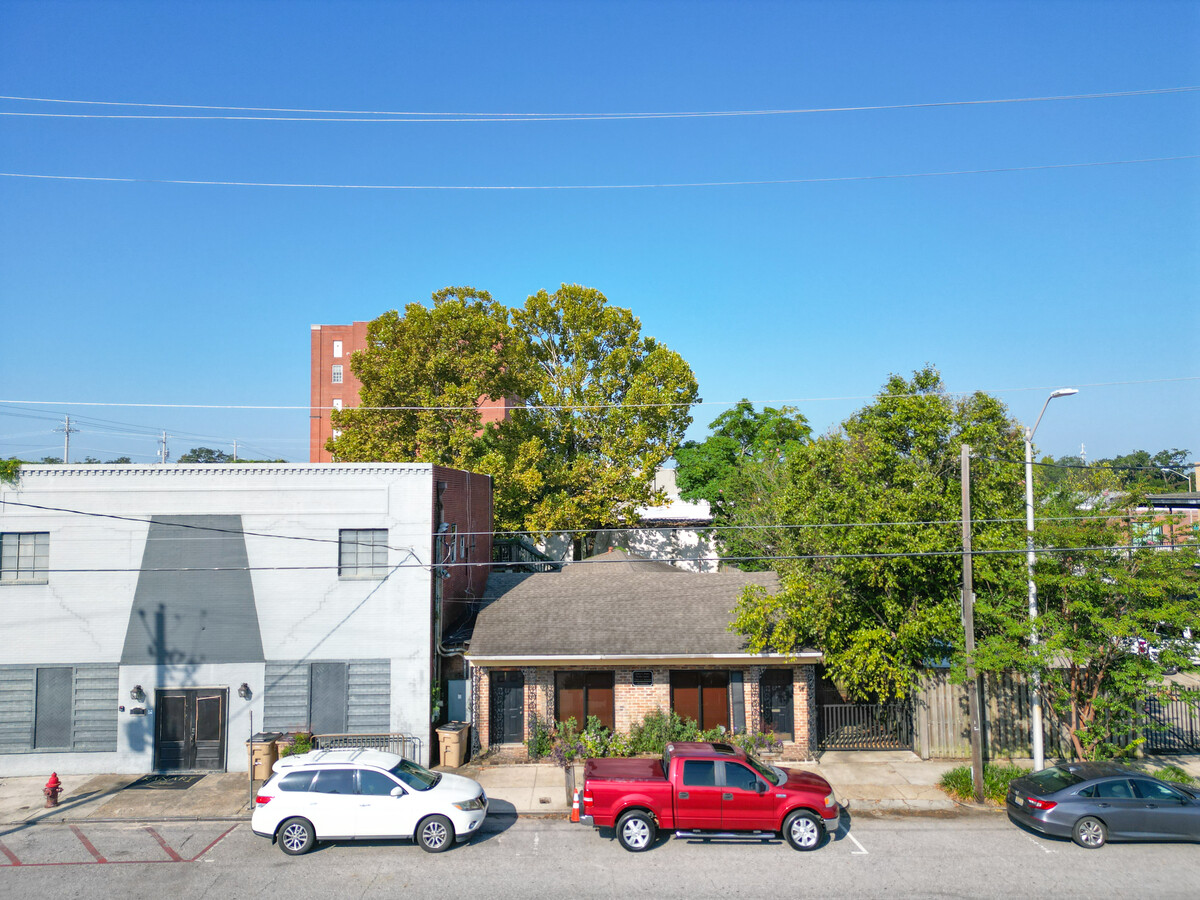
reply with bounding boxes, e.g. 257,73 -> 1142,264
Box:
3,155 -> 1196,191
1,86 -> 1195,122
4,375 -> 1198,414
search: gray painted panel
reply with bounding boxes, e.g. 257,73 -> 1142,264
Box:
0,667 -> 34,753
121,516 -> 264,665
73,665 -> 117,752
263,662 -> 310,732
263,660 -> 391,734
35,667 -> 73,749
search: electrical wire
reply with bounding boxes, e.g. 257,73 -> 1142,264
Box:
1,86 -> 1195,121
4,375 -> 1198,414
3,155 -> 1197,191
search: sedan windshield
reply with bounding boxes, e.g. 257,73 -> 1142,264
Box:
390,758 -> 441,791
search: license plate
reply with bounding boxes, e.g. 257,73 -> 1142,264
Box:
1014,795 -> 1024,806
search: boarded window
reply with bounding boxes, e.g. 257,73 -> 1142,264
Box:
309,662 -> 349,735
555,671 -> 614,731
670,671 -> 729,732
34,667 -> 72,749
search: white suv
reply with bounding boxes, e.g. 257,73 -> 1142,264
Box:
251,748 -> 488,855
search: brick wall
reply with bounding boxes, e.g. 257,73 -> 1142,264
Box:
471,662 -> 817,760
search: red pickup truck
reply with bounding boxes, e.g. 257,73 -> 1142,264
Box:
576,741 -> 840,852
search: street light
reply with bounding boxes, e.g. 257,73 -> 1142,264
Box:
1026,387 -> 1078,771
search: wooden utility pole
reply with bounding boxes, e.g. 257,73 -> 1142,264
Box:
961,444 -> 985,802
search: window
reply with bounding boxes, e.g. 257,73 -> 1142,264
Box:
1,532 -> 49,583
278,771 -> 318,792
310,769 -> 356,794
338,529 -> 388,579
723,762 -> 761,792
358,770 -> 401,796
1132,779 -> 1185,802
34,667 -> 72,749
670,670 -> 730,732
1094,779 -> 1134,800
681,760 -> 717,786
331,365 -> 343,384
332,340 -> 343,358
555,671 -> 615,731
1133,523 -> 1165,547
332,398 -> 342,410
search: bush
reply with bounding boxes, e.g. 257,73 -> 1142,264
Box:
278,732 -> 313,758
526,715 -> 555,760
1141,763 -> 1198,786
938,763 -> 1027,804
729,730 -> 784,756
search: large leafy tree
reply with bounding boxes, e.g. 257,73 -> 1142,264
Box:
477,284 -> 699,538
973,470 -> 1199,760
730,366 -> 1027,700
328,283 -> 699,540
327,287 -> 532,469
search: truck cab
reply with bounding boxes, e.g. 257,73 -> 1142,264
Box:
578,741 -> 840,852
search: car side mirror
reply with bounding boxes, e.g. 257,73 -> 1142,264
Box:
390,786 -> 405,797
755,781 -> 767,794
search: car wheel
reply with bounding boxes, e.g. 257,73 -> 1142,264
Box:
616,810 -> 656,852
416,814 -> 455,853
278,817 -> 316,856
1073,816 -> 1107,849
783,810 -> 823,851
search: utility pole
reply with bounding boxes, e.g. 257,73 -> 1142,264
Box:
56,416 -> 79,464
961,444 -> 985,803
232,440 -> 238,462
158,431 -> 169,464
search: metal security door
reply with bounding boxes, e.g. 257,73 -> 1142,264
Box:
156,689 -> 227,771
760,670 -> 794,740
490,671 -> 524,745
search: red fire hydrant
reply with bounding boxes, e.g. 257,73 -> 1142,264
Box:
44,772 -> 63,808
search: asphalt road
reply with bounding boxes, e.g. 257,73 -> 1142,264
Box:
2,811 -> 1199,899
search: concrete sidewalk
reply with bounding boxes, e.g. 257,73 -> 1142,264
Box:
6,752 -> 1198,825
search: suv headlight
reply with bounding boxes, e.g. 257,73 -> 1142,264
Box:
824,791 -> 838,809
453,796 -> 486,811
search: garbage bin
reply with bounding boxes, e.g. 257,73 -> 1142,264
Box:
247,731 -> 283,781
436,722 -> 470,768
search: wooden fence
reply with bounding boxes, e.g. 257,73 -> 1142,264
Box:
914,670 -> 1073,760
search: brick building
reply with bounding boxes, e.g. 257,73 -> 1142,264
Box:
466,550 -> 821,760
310,322 -> 515,462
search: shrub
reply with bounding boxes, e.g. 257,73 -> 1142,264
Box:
729,730 -> 784,755
526,715 -> 555,760
1142,763 -> 1198,786
938,763 -> 1027,804
278,732 -> 313,758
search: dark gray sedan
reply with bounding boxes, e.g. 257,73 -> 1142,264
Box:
1006,761 -> 1200,848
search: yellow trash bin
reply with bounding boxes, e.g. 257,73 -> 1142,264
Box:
247,731 -> 283,780
436,722 -> 470,768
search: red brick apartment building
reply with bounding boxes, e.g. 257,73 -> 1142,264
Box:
309,322 -> 515,462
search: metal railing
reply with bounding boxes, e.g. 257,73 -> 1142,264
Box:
1143,693 -> 1200,753
312,732 -> 424,761
820,702 -> 913,751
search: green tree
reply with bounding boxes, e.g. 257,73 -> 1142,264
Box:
730,366 -> 1027,700
675,400 -> 811,518
973,468 -> 1199,759
477,284 -> 699,539
177,447 -> 234,463
327,286 -> 532,469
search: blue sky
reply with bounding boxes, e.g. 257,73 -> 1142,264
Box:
1,1 -> 1197,468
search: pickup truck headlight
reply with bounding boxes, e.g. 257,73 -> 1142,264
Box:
824,791 -> 838,809
453,796 -> 486,811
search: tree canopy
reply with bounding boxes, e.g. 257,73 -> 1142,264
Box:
730,366 -> 1027,700
327,284 -> 699,539
973,468 -> 1199,759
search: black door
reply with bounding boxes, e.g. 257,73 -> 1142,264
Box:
490,671 -> 525,745
155,689 -> 227,771
760,670 -> 794,740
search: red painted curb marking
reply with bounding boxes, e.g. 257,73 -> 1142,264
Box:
69,825 -> 107,863
0,838 -> 21,866
145,827 -> 183,862
190,824 -> 238,861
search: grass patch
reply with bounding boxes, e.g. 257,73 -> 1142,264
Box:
1143,763 -> 1197,786
938,763 -> 1027,804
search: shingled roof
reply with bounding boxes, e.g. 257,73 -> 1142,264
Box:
468,549 -> 794,660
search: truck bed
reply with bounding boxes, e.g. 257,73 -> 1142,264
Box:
583,757 -> 665,782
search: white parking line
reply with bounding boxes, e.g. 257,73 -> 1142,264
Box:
1022,832 -> 1057,854
836,822 -> 868,855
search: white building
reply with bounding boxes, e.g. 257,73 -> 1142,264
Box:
0,463 -> 491,775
